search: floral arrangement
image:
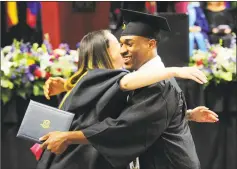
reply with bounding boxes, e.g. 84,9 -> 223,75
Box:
189,37 -> 236,86
1,36 -> 78,104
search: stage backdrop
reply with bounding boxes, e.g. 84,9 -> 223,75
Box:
157,13 -> 189,67
41,2 -> 110,49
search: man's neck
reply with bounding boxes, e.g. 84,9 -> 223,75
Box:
140,55 -> 156,68
136,50 -> 158,70
137,54 -> 165,71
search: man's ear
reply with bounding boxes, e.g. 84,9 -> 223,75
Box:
148,39 -> 157,49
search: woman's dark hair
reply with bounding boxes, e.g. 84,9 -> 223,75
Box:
65,30 -> 114,90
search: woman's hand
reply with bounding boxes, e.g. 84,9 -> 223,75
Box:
187,106 -> 219,123
212,28 -> 219,34
43,77 -> 66,100
174,67 -> 207,84
40,131 -> 69,155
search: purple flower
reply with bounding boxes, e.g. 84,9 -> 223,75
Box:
59,43 -> 64,49
228,57 -> 236,63
20,43 -> 30,53
27,73 -> 35,81
59,43 -> 70,54
72,66 -> 77,73
10,46 -> 15,53
16,66 -> 24,73
29,64 -> 39,73
7,53 -> 14,60
10,74 -> 16,79
208,57 -> 214,63
43,39 -> 53,54
22,75 -> 29,84
206,68 -> 213,74
76,42 -> 80,49
15,68 -> 21,73
211,51 -> 217,58
26,42 -> 32,50
24,67 -> 30,73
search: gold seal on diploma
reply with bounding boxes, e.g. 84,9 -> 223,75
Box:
41,120 -> 50,129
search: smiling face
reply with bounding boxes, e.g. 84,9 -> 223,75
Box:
120,35 -> 157,71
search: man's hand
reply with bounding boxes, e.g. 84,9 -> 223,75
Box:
40,131 -> 70,155
188,106 -> 219,123
174,67 -> 208,84
43,77 -> 66,100
224,28 -> 231,34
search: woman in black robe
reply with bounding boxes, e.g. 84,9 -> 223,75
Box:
36,30 -> 216,169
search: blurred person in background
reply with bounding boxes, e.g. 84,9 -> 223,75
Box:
205,1 -> 235,47
188,2 -> 209,56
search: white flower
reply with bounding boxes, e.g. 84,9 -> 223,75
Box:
39,53 -> 53,70
69,50 -> 79,62
1,50 -> 3,58
54,49 -> 66,56
213,46 -> 236,74
1,52 -> 16,76
2,46 -> 12,53
19,58 -> 27,66
37,47 -> 45,53
50,56 -> 77,78
211,64 -> 219,74
191,50 -> 208,61
40,58 -> 52,70
39,69 -> 47,78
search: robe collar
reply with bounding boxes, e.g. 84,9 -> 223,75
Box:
138,55 -> 166,71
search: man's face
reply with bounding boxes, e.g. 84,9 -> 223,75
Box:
120,36 -> 153,71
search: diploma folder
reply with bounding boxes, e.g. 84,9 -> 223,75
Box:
17,100 -> 74,143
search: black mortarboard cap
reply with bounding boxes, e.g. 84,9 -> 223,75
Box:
120,8 -> 171,39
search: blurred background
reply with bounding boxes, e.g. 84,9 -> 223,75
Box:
1,1 -> 237,169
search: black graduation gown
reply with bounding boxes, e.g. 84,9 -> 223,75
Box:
36,69 -> 130,169
81,78 -> 200,169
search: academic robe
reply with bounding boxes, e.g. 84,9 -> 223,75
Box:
81,78 -> 200,169
36,69 -> 131,169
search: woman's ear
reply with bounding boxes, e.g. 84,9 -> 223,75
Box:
148,39 -> 157,49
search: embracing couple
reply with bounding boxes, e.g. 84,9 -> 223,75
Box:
34,9 -> 218,169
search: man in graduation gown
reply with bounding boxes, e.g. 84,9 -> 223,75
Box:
39,9 -> 201,169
